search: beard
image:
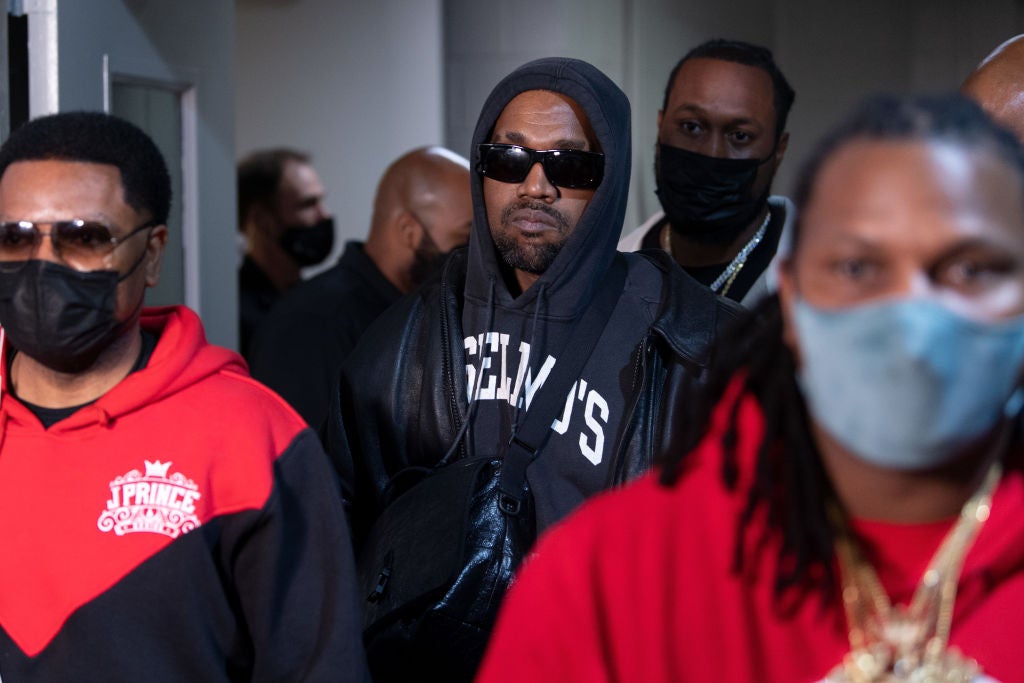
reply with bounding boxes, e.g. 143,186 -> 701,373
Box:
492,200 -> 571,275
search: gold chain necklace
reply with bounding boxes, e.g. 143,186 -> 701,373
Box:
825,460 -> 1001,682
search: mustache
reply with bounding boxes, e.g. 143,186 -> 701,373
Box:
500,200 -> 571,233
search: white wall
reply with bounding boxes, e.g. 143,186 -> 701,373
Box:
772,0 -> 1024,195
235,0 -> 445,264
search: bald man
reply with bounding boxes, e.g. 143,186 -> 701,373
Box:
249,147 -> 473,427
963,35 -> 1024,142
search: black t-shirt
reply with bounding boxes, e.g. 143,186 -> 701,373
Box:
15,329 -> 158,428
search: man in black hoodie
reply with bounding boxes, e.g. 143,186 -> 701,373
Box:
328,57 -> 740,680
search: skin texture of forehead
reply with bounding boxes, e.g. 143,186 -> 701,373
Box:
799,138 -> 1024,262
377,146 -> 472,249
494,90 -> 598,151
376,147 -> 469,215
962,35 -> 1024,143
0,159 -> 133,224
666,58 -> 777,129
277,160 -> 323,205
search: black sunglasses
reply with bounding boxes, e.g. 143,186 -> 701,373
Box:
477,143 -> 604,189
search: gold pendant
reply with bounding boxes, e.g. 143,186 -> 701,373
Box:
825,460 -> 1003,683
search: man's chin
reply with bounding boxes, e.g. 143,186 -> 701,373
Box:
495,238 -> 560,276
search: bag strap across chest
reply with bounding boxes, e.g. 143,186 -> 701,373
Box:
497,256 -> 628,514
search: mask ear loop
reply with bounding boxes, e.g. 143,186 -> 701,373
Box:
115,225 -> 157,283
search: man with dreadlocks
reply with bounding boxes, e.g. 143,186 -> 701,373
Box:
476,93 -> 1024,682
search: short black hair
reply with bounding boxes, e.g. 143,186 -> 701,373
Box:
662,39 -> 796,140
237,148 -> 310,229
0,111 -> 172,225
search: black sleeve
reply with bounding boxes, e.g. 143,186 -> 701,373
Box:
322,277 -> 461,551
249,306 -> 348,431
231,428 -> 370,682
321,370 -> 358,510
322,355 -> 393,550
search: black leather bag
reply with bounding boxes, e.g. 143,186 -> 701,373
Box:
358,455 -> 535,681
357,259 -> 626,682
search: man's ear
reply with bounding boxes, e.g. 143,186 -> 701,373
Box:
248,202 -> 277,238
143,224 -> 168,288
397,209 -> 424,250
657,109 -> 664,131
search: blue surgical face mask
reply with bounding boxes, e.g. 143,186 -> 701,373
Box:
792,297 -> 1024,471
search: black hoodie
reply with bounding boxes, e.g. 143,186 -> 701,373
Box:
461,58 -> 669,529
329,58 -> 741,541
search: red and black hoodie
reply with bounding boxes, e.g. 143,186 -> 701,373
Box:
0,306 -> 368,681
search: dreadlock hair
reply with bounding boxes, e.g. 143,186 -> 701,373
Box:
658,92 -> 1024,601
662,39 -> 795,141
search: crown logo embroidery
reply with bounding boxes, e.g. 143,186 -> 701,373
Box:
97,460 -> 202,539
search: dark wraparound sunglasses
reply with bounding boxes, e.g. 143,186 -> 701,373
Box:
477,143 -> 604,189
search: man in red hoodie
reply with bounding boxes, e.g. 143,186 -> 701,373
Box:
0,112 -> 368,681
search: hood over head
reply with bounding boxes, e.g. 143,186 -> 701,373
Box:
466,57 -> 631,319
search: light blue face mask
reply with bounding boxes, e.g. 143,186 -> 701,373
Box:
792,297 -> 1024,471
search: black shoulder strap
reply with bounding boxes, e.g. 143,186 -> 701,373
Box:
498,256 -> 628,514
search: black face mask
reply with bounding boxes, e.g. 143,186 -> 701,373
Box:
279,217 -> 335,266
0,259 -> 140,373
655,143 -> 774,244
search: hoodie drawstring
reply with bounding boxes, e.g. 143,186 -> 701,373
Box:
509,283 -> 547,442
438,276 -> 497,467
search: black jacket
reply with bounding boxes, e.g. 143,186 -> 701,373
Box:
328,247 -> 740,540
249,242 -> 402,429
325,57 -> 742,540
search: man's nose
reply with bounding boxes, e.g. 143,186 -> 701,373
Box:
697,135 -> 728,159
517,162 -> 557,202
33,232 -> 61,261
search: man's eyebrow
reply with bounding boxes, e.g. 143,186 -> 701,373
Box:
495,131 -> 527,145
669,103 -> 761,128
493,131 -> 590,151
552,139 -> 587,151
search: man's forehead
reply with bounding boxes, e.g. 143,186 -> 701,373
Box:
491,89 -> 597,150
0,159 -> 131,221
667,58 -> 775,118
278,160 -> 324,199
